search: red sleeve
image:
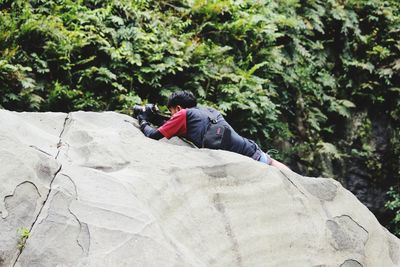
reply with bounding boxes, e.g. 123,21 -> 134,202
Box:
158,109 -> 187,139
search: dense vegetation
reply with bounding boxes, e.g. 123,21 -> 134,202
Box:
1,0 -> 399,235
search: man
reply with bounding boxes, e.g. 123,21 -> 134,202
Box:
137,91 -> 290,171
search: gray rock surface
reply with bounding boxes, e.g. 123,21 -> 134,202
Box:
0,110 -> 399,267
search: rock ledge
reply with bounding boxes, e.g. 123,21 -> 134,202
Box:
0,110 -> 399,267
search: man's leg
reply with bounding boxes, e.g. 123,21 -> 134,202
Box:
258,151 -> 291,171
270,158 -> 291,171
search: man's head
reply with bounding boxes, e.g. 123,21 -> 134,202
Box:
167,90 -> 197,115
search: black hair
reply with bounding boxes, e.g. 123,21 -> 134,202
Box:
167,90 -> 197,108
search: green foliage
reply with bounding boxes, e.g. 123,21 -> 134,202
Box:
386,187 -> 400,236
1,0 -> 399,234
16,227 -> 30,251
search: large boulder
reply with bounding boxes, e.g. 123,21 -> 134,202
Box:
0,110 -> 399,267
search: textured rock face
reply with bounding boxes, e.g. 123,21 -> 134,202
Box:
0,110 -> 399,267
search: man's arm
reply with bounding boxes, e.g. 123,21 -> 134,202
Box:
139,121 -> 164,140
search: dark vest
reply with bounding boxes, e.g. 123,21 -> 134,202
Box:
185,107 -> 259,158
